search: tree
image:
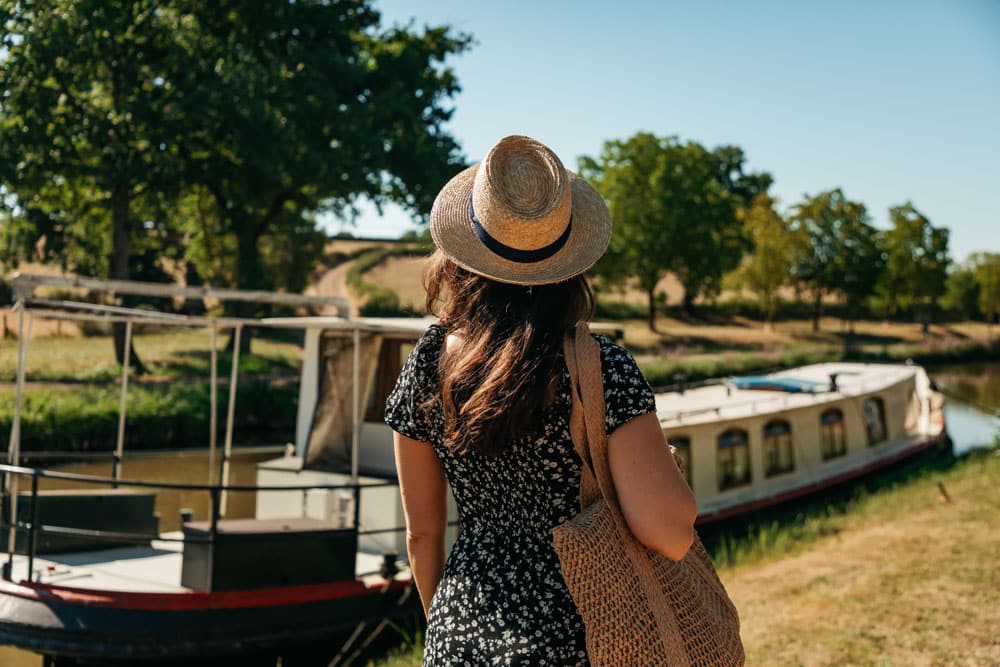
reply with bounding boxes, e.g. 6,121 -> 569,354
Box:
1,1 -> 472,353
790,189 -> 884,332
580,133 -> 751,330
732,194 -> 803,329
971,252 -> 1000,340
712,145 -> 774,208
1,0 -> 187,369
942,263 -> 980,320
876,202 -> 950,317
166,2 -> 470,347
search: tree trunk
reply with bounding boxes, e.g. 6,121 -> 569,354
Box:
228,223 -> 265,354
682,288 -> 695,318
812,288 -> 823,332
763,292 -> 773,332
110,174 -> 148,375
646,286 -> 657,332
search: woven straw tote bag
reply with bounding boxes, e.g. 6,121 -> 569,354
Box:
551,323 -> 745,666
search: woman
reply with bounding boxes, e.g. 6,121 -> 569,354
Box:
385,135 -> 697,664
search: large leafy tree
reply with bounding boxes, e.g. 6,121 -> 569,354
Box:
581,133 -> 757,330
167,2 -> 470,335
790,189 -> 884,332
1,1 -> 471,353
876,202 -> 950,317
0,0 -> 182,367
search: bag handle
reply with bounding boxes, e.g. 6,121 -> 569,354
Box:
563,322 -> 622,511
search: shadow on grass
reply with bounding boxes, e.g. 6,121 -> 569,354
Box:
153,348 -> 299,378
700,442 -> 961,568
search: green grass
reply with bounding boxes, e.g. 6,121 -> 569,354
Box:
0,380 -> 299,452
0,329 -> 302,383
704,448 -> 976,569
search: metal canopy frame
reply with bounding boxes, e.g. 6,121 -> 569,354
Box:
3,273 -> 377,560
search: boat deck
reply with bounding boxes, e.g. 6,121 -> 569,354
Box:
5,534 -> 405,593
656,362 -> 920,426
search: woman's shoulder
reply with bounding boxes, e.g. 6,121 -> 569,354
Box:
590,333 -> 638,368
411,323 -> 447,361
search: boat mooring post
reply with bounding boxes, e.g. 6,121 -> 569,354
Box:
219,324 -> 242,516
5,306 -> 33,569
112,319 -> 133,484
208,323 -> 218,485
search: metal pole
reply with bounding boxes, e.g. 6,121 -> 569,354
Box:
113,319 -> 133,483
208,486 -> 221,592
27,471 -> 39,582
351,327 -> 360,484
219,325 -> 242,516
208,324 -> 218,484
6,308 -> 32,561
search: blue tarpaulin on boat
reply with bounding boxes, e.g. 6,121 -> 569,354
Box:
729,375 -> 828,393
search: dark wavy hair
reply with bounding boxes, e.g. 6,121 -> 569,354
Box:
424,250 -> 594,456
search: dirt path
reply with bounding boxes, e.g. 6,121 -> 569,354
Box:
312,259 -> 361,317
722,457 -> 999,666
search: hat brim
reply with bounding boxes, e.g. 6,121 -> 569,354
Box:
429,164 -> 611,286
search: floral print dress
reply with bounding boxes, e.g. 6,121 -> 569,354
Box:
384,324 -> 656,666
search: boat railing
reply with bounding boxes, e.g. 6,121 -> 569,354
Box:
0,462 -> 414,585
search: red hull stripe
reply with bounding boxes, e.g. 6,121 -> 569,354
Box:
695,433 -> 945,526
0,576 -> 412,611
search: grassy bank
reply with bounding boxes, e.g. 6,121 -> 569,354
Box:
0,329 -> 302,383
0,380 -> 299,452
370,448 -> 1000,666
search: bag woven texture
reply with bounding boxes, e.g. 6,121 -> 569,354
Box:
551,323 -> 745,666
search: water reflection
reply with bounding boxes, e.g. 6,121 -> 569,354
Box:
932,361 -> 999,456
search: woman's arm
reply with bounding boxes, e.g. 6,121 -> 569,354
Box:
608,412 -> 698,560
393,431 -> 448,617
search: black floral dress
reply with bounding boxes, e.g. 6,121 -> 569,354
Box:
384,324 -> 656,666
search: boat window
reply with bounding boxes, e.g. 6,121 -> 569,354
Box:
863,397 -> 888,446
820,409 -> 846,459
763,420 -> 795,477
364,340 -> 412,422
667,436 -> 691,481
717,429 -> 751,491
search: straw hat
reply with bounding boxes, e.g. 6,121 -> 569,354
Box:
430,135 -> 611,286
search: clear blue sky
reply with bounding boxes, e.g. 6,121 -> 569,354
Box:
328,0 -> 1000,263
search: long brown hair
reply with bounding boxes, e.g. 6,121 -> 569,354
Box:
424,250 -> 594,456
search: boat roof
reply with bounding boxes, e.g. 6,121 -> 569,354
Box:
655,362 -> 918,427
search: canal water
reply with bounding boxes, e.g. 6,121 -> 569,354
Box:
931,361 -> 999,454
1,363 -> 996,666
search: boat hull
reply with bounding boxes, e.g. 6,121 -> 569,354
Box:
694,429 -> 951,526
0,577 -> 422,662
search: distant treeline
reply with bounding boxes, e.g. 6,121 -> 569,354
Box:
581,133 -> 999,332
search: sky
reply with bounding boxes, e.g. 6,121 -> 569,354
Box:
327,0 -> 1000,263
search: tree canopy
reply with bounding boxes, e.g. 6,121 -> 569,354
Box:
580,132 -> 768,330
875,202 -> 950,317
1,0 -> 471,351
731,194 -> 804,329
790,189 -> 884,331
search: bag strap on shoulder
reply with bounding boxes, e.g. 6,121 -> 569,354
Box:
564,322 -> 621,510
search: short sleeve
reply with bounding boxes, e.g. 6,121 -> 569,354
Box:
594,335 -> 657,434
384,325 -> 444,443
